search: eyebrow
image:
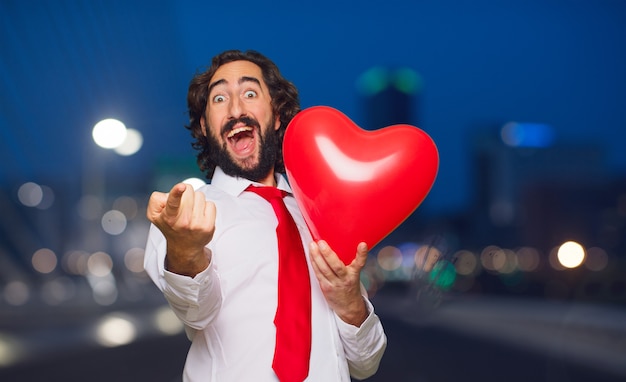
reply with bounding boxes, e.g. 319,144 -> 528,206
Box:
208,76 -> 262,94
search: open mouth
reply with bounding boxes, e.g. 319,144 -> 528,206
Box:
226,125 -> 256,156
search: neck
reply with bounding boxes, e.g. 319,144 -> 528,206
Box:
257,170 -> 277,187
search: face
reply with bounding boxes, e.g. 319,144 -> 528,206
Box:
201,60 -> 280,183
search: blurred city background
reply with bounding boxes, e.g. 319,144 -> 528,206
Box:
1,0 -> 625,381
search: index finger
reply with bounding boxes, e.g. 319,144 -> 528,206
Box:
315,240 -> 349,276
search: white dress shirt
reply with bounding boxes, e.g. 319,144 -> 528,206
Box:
144,167 -> 387,381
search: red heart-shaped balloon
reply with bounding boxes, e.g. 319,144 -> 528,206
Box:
284,106 -> 439,265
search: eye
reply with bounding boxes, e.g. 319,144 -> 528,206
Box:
243,90 -> 257,98
212,94 -> 226,103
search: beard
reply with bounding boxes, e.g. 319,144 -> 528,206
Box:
205,116 -> 279,182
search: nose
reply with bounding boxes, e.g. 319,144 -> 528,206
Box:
228,96 -> 246,119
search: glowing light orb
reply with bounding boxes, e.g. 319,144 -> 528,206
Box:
557,241 -> 586,268
92,118 -> 127,149
95,314 -> 137,347
114,128 -> 143,156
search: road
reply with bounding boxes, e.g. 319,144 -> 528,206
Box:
1,287 -> 625,382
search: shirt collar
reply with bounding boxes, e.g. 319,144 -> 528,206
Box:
211,166 -> 293,197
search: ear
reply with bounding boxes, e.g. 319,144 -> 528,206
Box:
274,114 -> 281,131
200,115 -> 208,137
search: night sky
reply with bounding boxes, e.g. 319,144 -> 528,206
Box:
2,0 -> 625,216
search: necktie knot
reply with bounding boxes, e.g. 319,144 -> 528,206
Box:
246,185 -> 287,201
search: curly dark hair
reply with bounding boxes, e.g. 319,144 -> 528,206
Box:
186,50 -> 300,179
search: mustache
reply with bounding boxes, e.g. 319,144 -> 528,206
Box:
221,116 -> 261,136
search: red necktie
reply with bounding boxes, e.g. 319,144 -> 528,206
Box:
246,185 -> 312,382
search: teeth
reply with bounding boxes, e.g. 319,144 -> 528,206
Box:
227,126 -> 252,138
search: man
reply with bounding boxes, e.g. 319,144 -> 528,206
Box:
144,49 -> 387,381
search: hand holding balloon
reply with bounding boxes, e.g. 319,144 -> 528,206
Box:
309,240 -> 369,326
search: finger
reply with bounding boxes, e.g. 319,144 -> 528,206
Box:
349,242 -> 368,271
308,241 -> 321,265
191,190 -> 208,222
146,191 -> 168,222
309,246 -> 322,277
204,199 -> 216,222
164,183 -> 187,217
309,241 -> 332,279
315,240 -> 346,278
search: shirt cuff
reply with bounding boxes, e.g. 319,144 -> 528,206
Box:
162,260 -> 217,322
334,297 -> 376,334
163,261 -> 213,290
334,298 -> 387,379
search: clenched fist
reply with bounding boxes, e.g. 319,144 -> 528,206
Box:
147,183 -> 216,277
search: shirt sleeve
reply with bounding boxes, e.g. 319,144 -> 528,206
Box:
334,293 -> 387,380
144,224 -> 223,330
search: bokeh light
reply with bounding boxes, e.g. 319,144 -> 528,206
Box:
3,281 -> 30,306
16,182 -> 55,210
557,241 -> 586,269
153,306 -> 184,335
515,247 -> 541,272
428,260 -> 456,290
92,118 -> 127,149
94,314 -> 137,347
114,128 -> 143,156
454,250 -> 478,276
124,248 -> 145,273
87,251 -> 113,277
356,66 -> 422,95
62,250 -> 90,275
392,67 -> 423,95
377,246 -> 403,271
356,66 -> 390,96
549,246 -> 566,271
480,245 -> 505,272
584,247 -> 609,272
86,251 -> 118,305
500,121 -> 555,148
17,182 -> 43,207
414,245 -> 442,273
91,277 -> 118,306
0,333 -> 24,367
101,210 -> 127,235
36,185 -> 55,210
498,249 -> 518,274
31,248 -> 58,274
